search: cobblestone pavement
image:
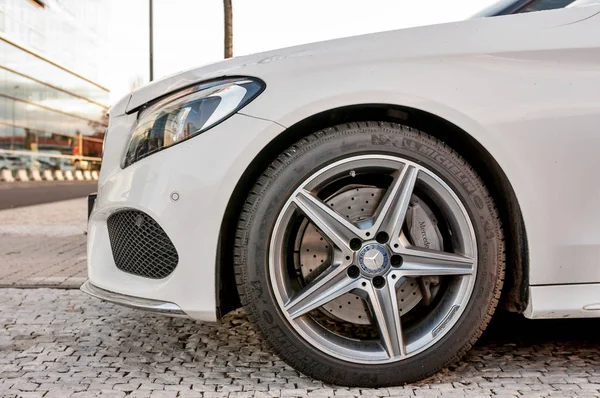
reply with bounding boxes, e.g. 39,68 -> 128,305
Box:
0,199 -> 87,287
2,289 -> 600,397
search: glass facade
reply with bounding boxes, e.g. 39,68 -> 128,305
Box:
0,0 -> 109,169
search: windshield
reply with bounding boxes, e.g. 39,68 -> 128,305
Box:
471,0 -> 527,18
568,0 -> 600,5
470,0 -> 581,18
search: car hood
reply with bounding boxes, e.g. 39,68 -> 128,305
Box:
123,5 -> 599,114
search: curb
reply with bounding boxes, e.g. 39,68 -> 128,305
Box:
0,168 -> 98,182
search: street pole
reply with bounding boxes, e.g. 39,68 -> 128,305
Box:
149,0 -> 154,82
10,85 -> 19,150
223,0 -> 233,58
78,131 -> 83,159
11,99 -> 15,150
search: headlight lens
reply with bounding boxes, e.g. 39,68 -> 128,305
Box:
123,77 -> 264,168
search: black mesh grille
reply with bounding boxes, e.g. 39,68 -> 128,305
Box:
107,210 -> 178,279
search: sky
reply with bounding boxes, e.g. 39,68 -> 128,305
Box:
106,0 -> 498,102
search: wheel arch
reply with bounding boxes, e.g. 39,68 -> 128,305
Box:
216,104 -> 529,317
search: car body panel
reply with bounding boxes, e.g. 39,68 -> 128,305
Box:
88,112 -> 284,321
91,6 -> 600,320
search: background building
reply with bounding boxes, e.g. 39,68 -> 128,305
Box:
0,0 -> 109,170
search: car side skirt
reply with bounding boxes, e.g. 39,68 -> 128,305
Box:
525,284 -> 600,319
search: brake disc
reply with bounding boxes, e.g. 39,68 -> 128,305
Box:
298,186 -> 443,325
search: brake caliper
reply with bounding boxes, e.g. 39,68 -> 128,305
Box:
406,198 -> 444,305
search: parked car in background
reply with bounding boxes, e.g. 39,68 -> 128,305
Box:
0,153 -> 27,171
0,149 -> 79,173
84,1 -> 600,389
58,158 -> 76,172
37,150 -> 76,172
70,154 -> 89,171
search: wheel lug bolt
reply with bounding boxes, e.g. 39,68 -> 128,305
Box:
376,232 -> 389,244
373,276 -> 386,289
350,238 -> 362,250
347,265 -> 360,279
391,255 -> 403,267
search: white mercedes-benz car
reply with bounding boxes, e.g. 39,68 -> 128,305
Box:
84,3 -> 600,387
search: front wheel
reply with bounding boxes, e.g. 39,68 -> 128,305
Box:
234,122 -> 504,387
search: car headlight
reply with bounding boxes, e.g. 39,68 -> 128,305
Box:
123,77 -> 264,168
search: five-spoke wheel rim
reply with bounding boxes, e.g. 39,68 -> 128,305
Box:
269,154 -> 477,363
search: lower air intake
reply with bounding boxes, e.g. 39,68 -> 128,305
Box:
107,210 -> 178,279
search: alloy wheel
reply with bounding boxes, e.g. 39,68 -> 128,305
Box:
269,154 -> 477,363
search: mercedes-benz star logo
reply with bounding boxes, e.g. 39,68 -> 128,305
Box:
363,249 -> 384,270
358,244 -> 389,274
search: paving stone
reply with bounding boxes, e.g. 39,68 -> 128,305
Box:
178,392 -> 203,398
9,382 -> 39,391
14,392 -> 46,398
149,391 -> 178,398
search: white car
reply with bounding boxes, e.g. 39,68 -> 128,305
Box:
84,4 -> 600,386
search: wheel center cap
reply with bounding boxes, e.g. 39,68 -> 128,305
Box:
358,244 -> 389,274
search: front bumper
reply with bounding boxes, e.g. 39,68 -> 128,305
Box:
87,112 -> 284,321
80,280 -> 187,317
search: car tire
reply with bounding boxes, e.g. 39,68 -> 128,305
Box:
234,121 -> 505,387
